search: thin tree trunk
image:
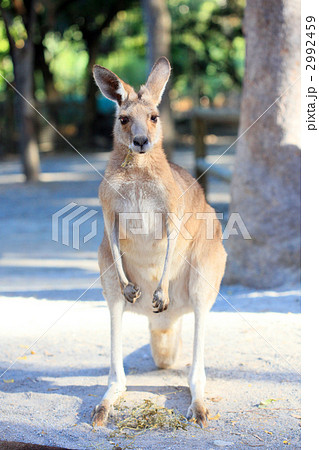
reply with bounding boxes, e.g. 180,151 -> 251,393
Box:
81,7 -> 119,146
1,0 -> 40,181
35,39 -> 58,102
0,86 -> 14,159
225,0 -> 301,288
141,0 -> 175,159
35,39 -> 59,152
83,37 -> 100,145
13,39 -> 40,182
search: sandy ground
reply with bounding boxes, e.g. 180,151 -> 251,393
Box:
0,153 -> 301,449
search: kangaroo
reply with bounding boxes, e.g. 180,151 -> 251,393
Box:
91,57 -> 227,428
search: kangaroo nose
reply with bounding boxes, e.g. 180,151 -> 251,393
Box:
133,136 -> 148,148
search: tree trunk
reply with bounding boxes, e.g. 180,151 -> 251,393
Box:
2,0 -> 41,182
141,0 -> 175,159
35,39 -> 58,101
225,0 -> 301,288
35,39 -> 59,152
13,39 -> 40,182
83,37 -> 100,145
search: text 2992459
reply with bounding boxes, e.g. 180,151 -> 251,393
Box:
305,16 -> 317,131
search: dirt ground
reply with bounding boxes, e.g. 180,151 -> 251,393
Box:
0,153 -> 301,449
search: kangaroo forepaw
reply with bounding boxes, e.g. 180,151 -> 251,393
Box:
187,401 -> 209,428
152,287 -> 169,313
91,399 -> 111,427
123,282 -> 141,303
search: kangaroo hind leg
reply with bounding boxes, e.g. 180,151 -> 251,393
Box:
149,317 -> 182,369
92,296 -> 126,426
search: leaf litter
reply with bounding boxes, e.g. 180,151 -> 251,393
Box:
109,399 -> 188,438
258,398 -> 279,408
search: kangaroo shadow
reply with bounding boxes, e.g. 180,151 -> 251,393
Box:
0,342 -> 191,426
76,344 -> 191,424
123,343 -> 156,373
0,341 -> 298,427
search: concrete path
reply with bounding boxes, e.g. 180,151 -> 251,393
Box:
0,154 -> 300,449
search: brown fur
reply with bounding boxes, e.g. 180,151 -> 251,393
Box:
150,323 -> 182,369
91,399 -> 111,426
91,57 -> 227,428
187,400 -> 209,428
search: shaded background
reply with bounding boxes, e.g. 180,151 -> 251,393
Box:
0,0 -> 244,162
0,0 -> 300,289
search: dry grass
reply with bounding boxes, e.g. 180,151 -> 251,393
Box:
110,399 -> 188,438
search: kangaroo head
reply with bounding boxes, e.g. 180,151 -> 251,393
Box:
93,57 -> 170,154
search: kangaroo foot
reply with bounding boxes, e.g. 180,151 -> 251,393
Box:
152,287 -> 169,313
123,282 -> 141,303
187,400 -> 209,428
91,399 -> 111,427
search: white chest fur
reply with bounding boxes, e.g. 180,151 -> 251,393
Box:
113,179 -> 167,240
115,179 -> 166,211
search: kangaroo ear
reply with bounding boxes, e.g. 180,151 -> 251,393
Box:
93,65 -> 132,105
145,57 -> 171,106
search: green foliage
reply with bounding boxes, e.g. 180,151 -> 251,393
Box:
0,0 -> 245,102
170,0 -> 245,101
97,8 -> 147,88
0,20 -> 13,93
0,0 -> 28,93
43,28 -> 88,96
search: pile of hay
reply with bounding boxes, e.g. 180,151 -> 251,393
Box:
111,399 -> 188,437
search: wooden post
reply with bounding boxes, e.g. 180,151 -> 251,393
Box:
191,108 -> 239,195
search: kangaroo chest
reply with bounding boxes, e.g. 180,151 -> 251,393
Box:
113,179 -> 168,242
118,179 -> 166,212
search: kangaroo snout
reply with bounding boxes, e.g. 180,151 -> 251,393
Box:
132,135 -> 149,153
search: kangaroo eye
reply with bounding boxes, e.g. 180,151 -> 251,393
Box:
150,115 -> 158,123
119,116 -> 129,125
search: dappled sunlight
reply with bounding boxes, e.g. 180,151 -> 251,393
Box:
0,257 -> 98,271
206,191 -> 231,204
41,172 -> 99,182
0,173 -> 25,184
71,197 -> 101,207
0,171 -> 99,185
245,289 -> 301,299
